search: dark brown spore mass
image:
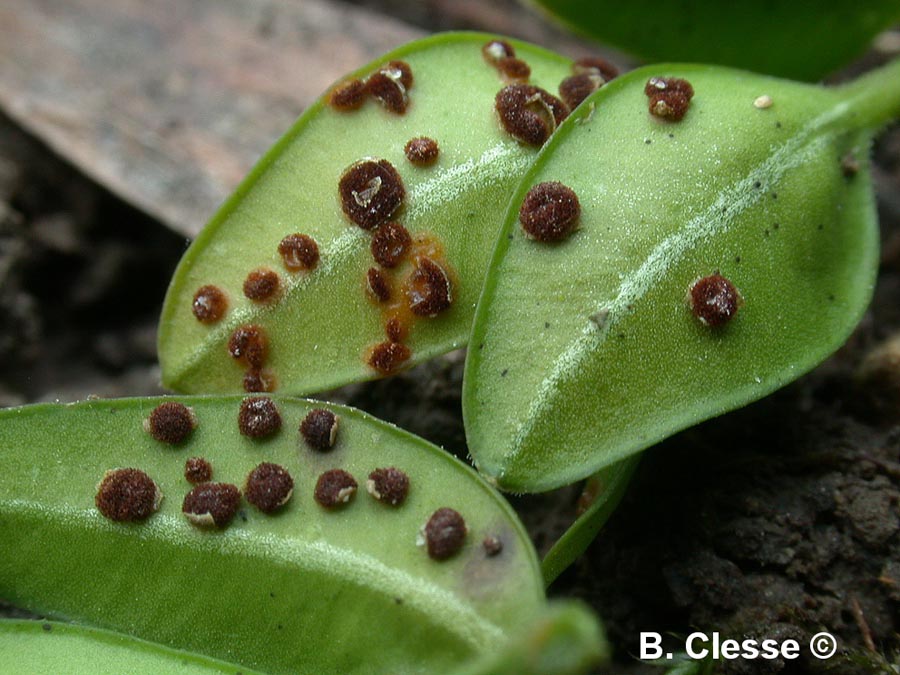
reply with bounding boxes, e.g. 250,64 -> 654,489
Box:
314,469 -> 358,508
483,536 -> 504,557
371,221 -> 412,268
184,457 -> 213,484
182,482 -> 241,527
243,268 -> 280,302
385,317 -> 407,343
368,341 -> 411,374
574,56 -> 619,81
559,72 -> 605,111
228,325 -> 268,369
645,77 -> 694,121
245,462 -> 294,513
95,468 -> 160,522
383,60 -> 413,89
496,57 -> 531,82
424,507 -> 467,560
482,39 -> 515,65
367,267 -> 391,303
519,181 -> 581,242
367,467 -> 410,506
366,62 -> 413,115
243,368 -> 274,393
192,285 -> 228,323
300,408 -> 339,451
278,234 -> 319,271
407,257 -> 452,317
146,401 -> 195,445
339,159 -> 405,230
404,138 -> 440,168
495,84 -> 569,147
690,273 -> 742,327
329,78 -> 367,111
238,396 -> 282,438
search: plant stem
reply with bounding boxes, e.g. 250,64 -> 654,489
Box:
837,57 -> 900,130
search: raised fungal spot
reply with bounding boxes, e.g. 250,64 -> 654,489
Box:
385,317 -> 407,343
243,368 -> 275,393
300,408 -> 339,451
339,159 -> 405,230
482,39 -> 515,65
368,341 -> 411,374
422,507 -> 467,561
645,77 -> 694,121
407,257 -> 453,317
496,57 -> 531,82
367,267 -> 392,303
314,469 -> 358,508
329,78 -> 367,111
238,396 -> 282,438
573,56 -> 619,80
228,325 -> 268,369
753,94 -> 774,109
192,285 -> 228,323
495,84 -> 569,147
483,536 -> 503,557
182,482 -> 241,528
689,273 -> 743,327
144,401 -> 196,445
841,152 -> 860,177
404,137 -> 440,167
278,234 -> 319,271
243,268 -> 280,302
184,457 -> 213,484
245,462 -> 294,513
366,467 -> 410,506
95,468 -> 162,522
519,181 -> 581,242
367,61 -> 413,114
383,60 -> 413,89
371,221 -> 412,268
559,72 -> 605,111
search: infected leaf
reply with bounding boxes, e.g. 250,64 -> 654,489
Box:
464,60 -> 900,492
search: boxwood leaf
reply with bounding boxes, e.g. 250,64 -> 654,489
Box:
158,33 -> 572,396
464,59 -> 900,492
0,620 -> 267,675
528,0 -> 900,81
0,396 -> 545,674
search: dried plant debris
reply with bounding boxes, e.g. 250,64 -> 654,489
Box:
95,468 -> 162,522
144,402 -> 196,445
182,482 -> 241,528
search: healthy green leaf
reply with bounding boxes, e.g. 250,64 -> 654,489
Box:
158,33 -> 572,396
0,620 -> 267,675
0,396 -> 545,674
528,0 -> 900,81
464,59 -> 900,492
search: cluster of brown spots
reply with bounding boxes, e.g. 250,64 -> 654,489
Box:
367,267 -> 392,303
329,61 -> 414,114
245,462 -> 294,513
645,77 -> 694,121
278,233 -> 319,271
689,273 -> 742,327
182,482 -> 241,527
95,468 -> 162,522
339,159 -> 405,230
371,221 -> 412,268
228,325 -> 268,369
481,39 -> 530,82
407,257 -> 452,317
329,78 -> 367,111
314,469 -> 358,508
243,268 -> 280,302
495,84 -> 568,147
423,508 -> 467,560
238,396 -> 282,438
192,285 -> 228,324
300,408 -> 339,451
519,181 -> 581,242
573,57 -> 619,81
144,401 -> 196,445
366,467 -> 410,506
184,457 -> 213,484
404,138 -> 439,167
368,341 -> 411,374
385,317 -> 407,343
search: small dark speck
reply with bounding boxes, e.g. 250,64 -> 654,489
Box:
269,592 -> 275,598
735,256 -> 742,263
544,322 -> 550,328
394,597 -> 404,605
817,224 -> 824,231
507,234 -> 514,240
501,369 -> 509,377
773,223 -> 780,230
644,138 -> 652,145
42,623 -> 52,632
277,624 -> 283,630
754,181 -> 761,189
478,343 -> 484,350
667,133 -> 674,139
775,121 -> 782,128
764,229 -> 770,237
239,510 -> 248,522
771,192 -> 778,200
828,294 -> 836,302
617,332 -> 625,339
721,206 -> 728,214
626,304 -> 634,311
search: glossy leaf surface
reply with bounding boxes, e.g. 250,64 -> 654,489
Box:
158,33 -> 572,395
0,620 -> 267,675
529,0 -> 900,81
0,397 -> 544,674
465,60 -> 900,492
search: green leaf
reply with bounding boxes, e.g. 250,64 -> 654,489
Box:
158,33 -> 572,395
0,396 -> 545,674
446,601 -> 609,675
0,620 -> 267,675
528,0 -> 900,81
464,59 -> 900,492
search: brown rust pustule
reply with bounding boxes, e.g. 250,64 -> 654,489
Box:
368,341 -> 411,374
689,273 -> 742,327
366,467 -> 410,506
329,79 -> 367,111
228,325 -> 268,369
519,182 -> 581,242
245,462 -> 294,513
182,482 -> 241,528
367,61 -> 413,114
482,39 -> 516,65
278,233 -> 319,271
645,77 -> 694,121
95,468 -> 162,522
559,72 -> 605,111
385,316 -> 407,343
404,138 -> 440,167
371,221 -> 412,268
407,257 -> 453,317
184,457 -> 213,484
243,268 -> 281,303
574,56 -> 619,81
145,401 -> 196,445
238,396 -> 282,438
496,57 -> 531,82
367,267 -> 392,303
242,368 -> 275,393
483,536 -> 504,557
314,469 -> 358,508
423,508 -> 467,561
300,408 -> 339,452
495,84 -> 569,147
192,285 -> 228,323
339,159 -> 405,230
